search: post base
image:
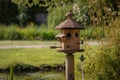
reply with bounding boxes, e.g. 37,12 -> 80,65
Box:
65,54 -> 74,80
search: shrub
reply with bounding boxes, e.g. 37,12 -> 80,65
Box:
0,24 -> 106,40
5,26 -> 21,40
80,26 -> 105,40
97,18 -> 120,80
0,27 -> 6,40
47,4 -> 72,28
0,25 -> 58,40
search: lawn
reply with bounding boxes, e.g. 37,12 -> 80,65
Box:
0,48 -> 65,69
0,41 -> 98,70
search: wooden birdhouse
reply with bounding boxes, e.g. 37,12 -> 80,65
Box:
55,10 -> 84,53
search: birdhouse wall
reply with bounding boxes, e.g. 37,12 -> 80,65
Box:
60,29 -> 80,50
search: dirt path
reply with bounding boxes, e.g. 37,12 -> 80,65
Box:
0,44 -> 51,49
0,41 -> 98,49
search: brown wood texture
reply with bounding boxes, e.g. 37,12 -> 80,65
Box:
66,54 -> 74,80
59,29 -> 80,51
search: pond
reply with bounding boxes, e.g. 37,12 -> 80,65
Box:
0,71 -> 65,80
0,71 -> 96,80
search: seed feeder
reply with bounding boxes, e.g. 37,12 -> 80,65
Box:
51,10 -> 85,80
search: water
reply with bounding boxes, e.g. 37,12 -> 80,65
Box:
0,71 -> 65,80
0,71 -> 94,80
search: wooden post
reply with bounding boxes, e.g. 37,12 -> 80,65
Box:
65,54 -> 74,80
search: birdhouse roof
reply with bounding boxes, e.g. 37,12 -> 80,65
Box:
55,19 -> 84,29
55,10 -> 84,29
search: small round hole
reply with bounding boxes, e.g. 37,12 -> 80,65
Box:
75,33 -> 78,37
67,33 -> 71,38
66,45 -> 70,48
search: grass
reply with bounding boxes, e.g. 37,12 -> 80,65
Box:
0,42 -> 98,69
0,48 -> 65,69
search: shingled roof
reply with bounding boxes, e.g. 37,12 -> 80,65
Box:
55,10 -> 84,29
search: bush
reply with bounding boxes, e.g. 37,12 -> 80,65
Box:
40,29 -> 57,40
47,4 -> 72,28
80,26 -> 105,40
0,27 -> 6,40
0,25 -> 58,40
4,26 -> 22,40
97,18 -> 120,80
0,24 -> 106,40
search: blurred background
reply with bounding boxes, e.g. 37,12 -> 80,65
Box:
0,0 -> 120,80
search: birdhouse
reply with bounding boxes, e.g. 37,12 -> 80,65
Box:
55,10 -> 84,53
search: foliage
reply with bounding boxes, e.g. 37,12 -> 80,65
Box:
9,65 -> 13,80
0,0 -> 48,26
47,4 -> 72,28
12,0 -> 74,27
80,0 -> 120,79
11,0 -> 45,7
80,26 -> 105,40
17,5 -> 30,27
97,18 -> 120,80
75,45 -> 99,80
74,0 -> 120,25
76,27 -> 119,80
73,1 -> 90,25
74,1 -> 120,80
11,0 -> 74,8
0,25 -> 105,40
0,0 -> 18,24
77,0 -> 120,79
14,0 -> 119,27
0,25 -> 58,40
10,0 -> 120,27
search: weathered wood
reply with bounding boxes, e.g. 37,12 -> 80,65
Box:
59,29 -> 80,51
66,54 -> 74,80
57,49 -> 84,53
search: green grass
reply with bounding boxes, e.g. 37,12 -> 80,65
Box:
0,46 -> 98,69
0,48 -> 65,68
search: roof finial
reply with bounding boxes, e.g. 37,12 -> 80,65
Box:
65,10 -> 73,19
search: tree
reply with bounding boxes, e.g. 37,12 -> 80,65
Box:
74,0 -> 120,25
10,0 -> 120,26
0,0 -> 18,24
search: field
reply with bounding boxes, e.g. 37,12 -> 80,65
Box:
0,41 -> 97,69
0,48 -> 65,68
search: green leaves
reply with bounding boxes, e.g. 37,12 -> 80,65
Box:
48,4 -> 72,28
